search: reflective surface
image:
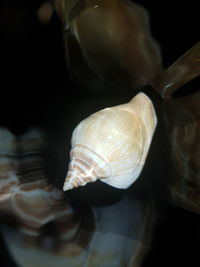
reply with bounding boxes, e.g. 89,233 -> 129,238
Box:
0,0 -> 199,266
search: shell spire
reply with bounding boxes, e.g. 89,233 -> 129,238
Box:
63,144 -> 112,191
63,152 -> 98,190
63,93 -> 157,191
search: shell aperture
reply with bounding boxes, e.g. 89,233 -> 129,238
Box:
63,92 -> 157,191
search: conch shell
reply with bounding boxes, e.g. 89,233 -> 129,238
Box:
63,92 -> 157,191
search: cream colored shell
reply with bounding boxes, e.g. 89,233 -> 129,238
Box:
63,93 -> 157,191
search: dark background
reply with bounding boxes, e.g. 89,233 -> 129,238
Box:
0,0 -> 199,266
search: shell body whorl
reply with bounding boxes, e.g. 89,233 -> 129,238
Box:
63,93 -> 157,191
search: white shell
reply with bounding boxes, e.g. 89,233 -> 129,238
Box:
63,93 -> 157,191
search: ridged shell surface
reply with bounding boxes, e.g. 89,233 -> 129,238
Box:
64,144 -> 112,189
64,93 -> 157,190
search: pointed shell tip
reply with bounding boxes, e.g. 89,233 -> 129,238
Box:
63,182 -> 70,191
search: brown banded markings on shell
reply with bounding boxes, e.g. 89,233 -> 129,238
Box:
66,144 -> 112,189
63,92 -> 157,191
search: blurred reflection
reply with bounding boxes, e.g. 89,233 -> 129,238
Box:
164,90 -> 200,214
0,128 -> 156,267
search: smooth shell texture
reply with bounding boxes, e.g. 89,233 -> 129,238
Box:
63,92 -> 157,190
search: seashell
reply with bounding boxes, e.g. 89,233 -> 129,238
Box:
0,127 -> 155,267
63,92 -> 157,191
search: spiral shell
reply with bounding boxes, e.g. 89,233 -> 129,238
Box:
63,92 -> 157,191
